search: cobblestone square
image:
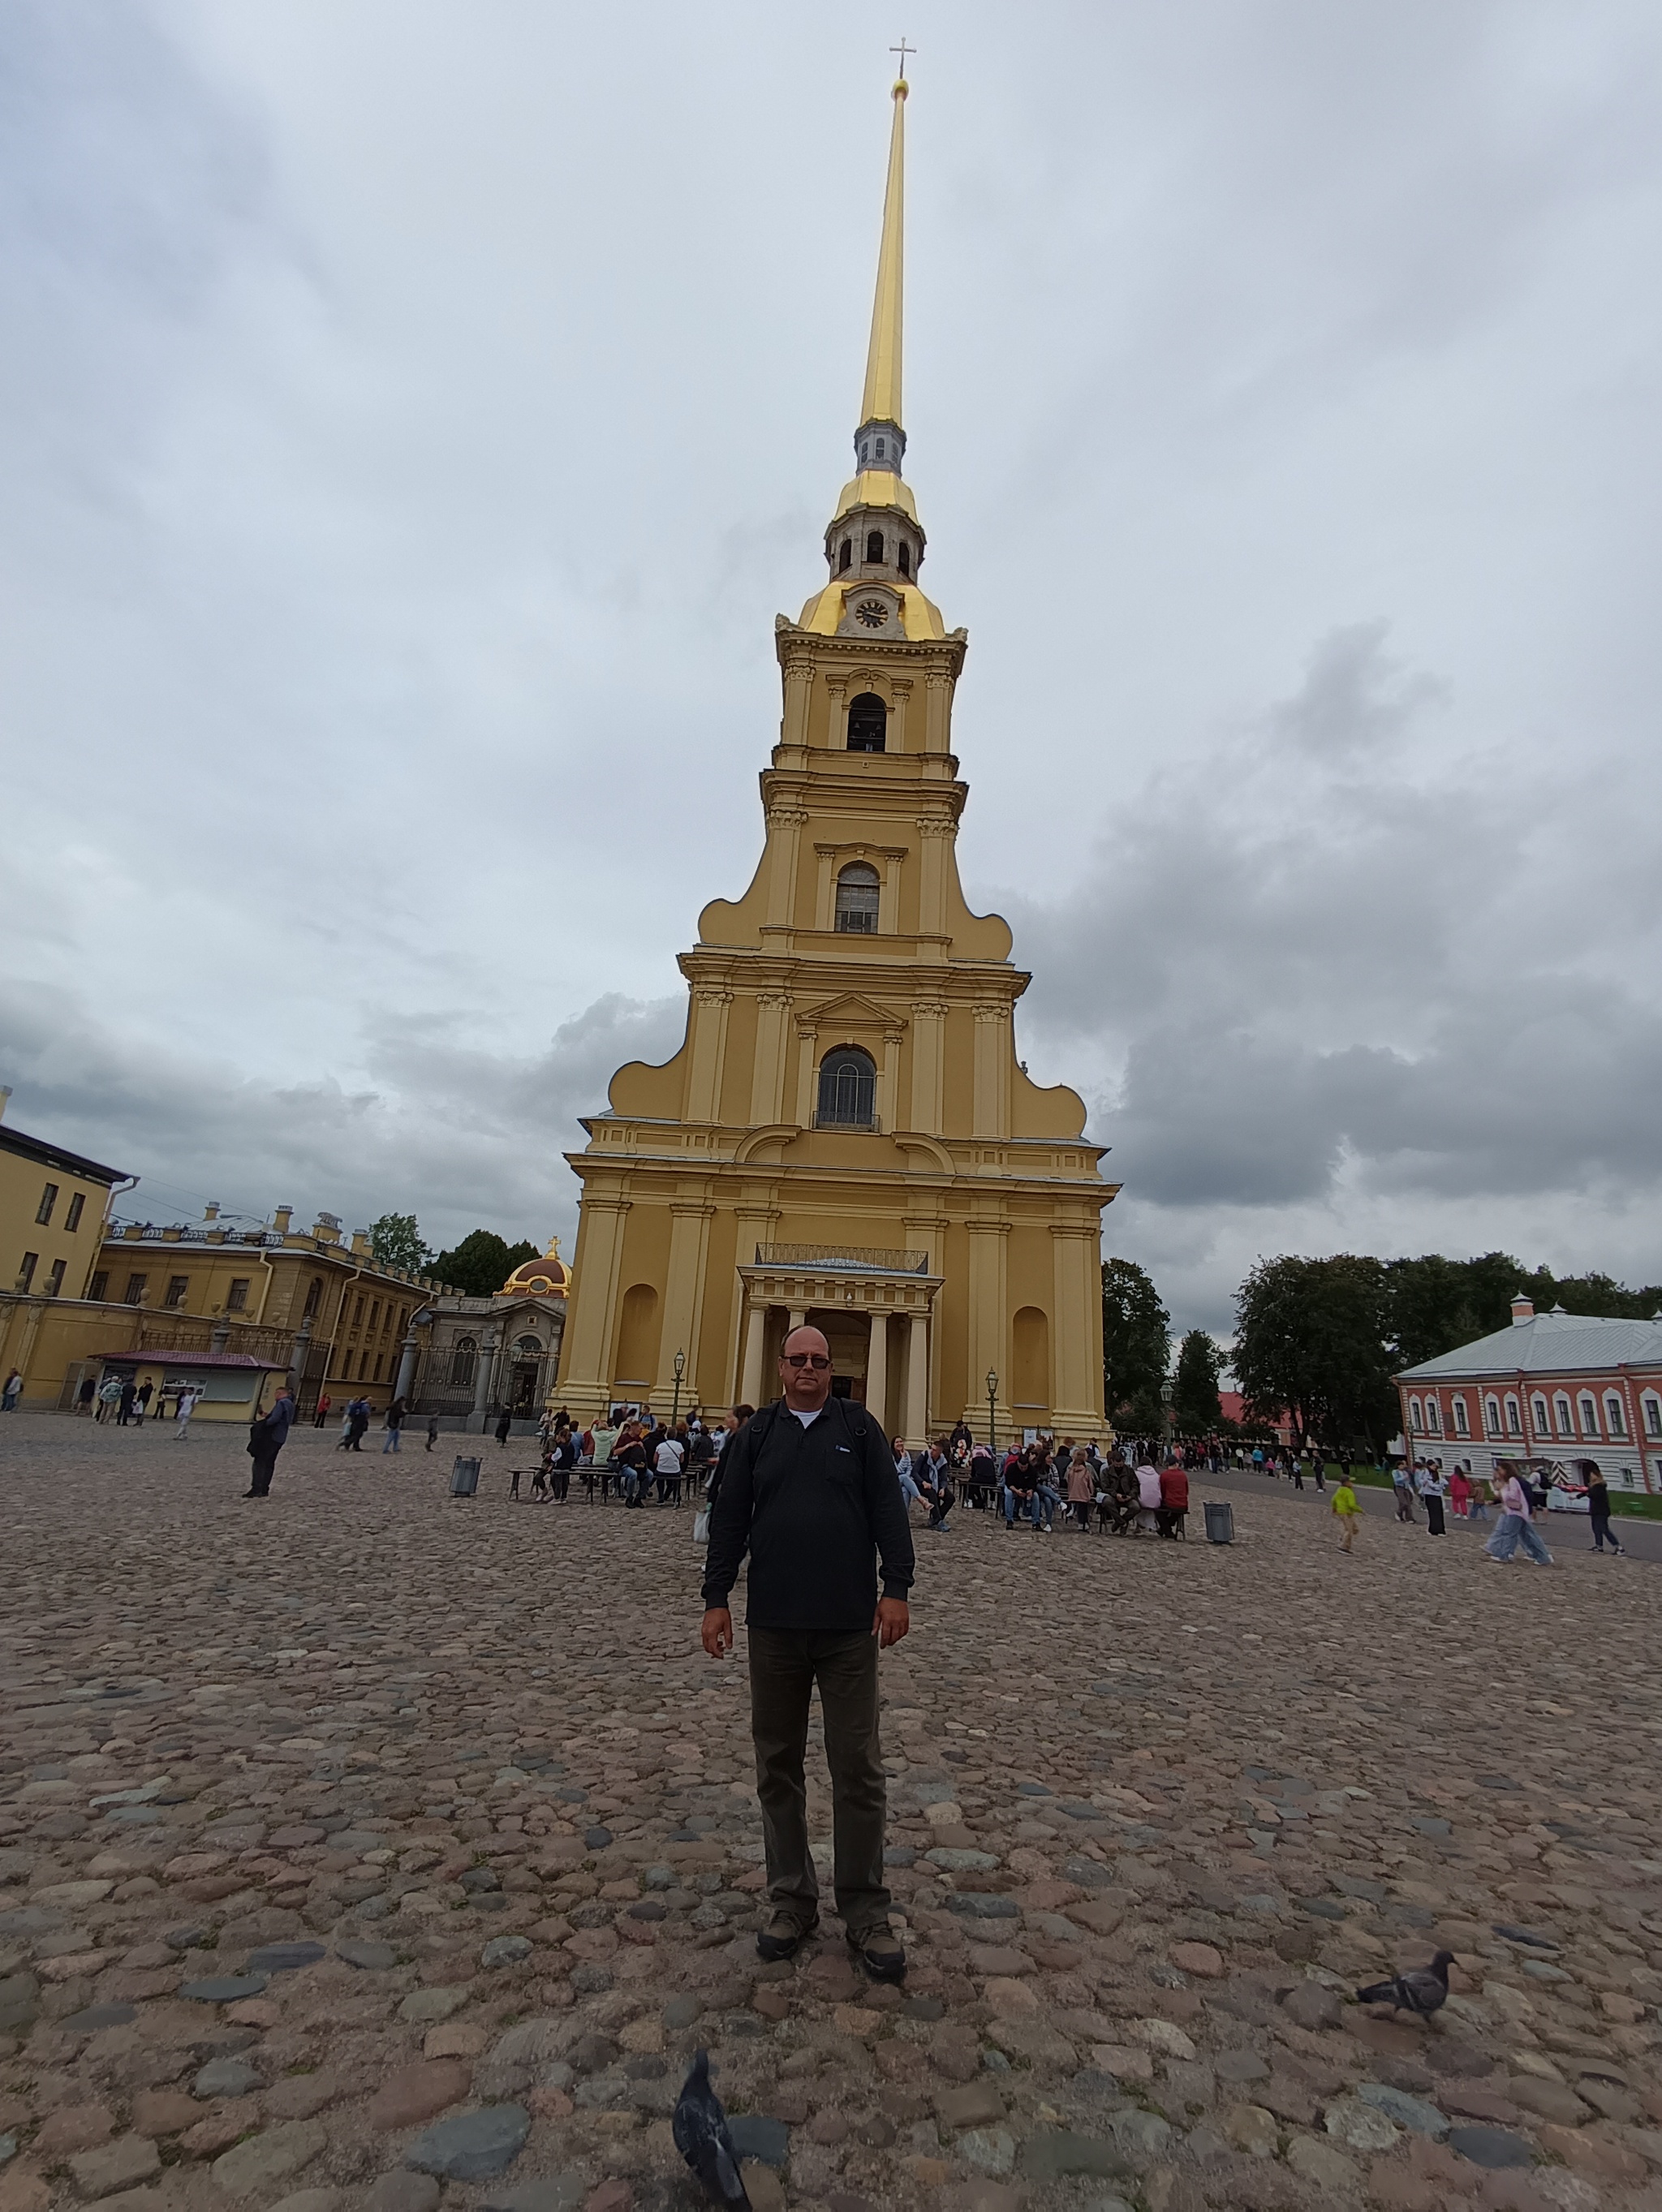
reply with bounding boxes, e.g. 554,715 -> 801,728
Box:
3,1415 -> 1662,2212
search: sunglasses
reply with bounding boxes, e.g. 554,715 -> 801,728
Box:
782,1353 -> 832,1370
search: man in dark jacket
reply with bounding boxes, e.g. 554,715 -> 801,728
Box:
246,1388 -> 295,1498
702,1324 -> 914,1982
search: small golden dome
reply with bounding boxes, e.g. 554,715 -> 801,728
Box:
496,1233 -> 571,1300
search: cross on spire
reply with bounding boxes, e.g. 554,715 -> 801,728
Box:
889,37 -> 915,81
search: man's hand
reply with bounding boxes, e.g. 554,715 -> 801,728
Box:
873,1597 -> 910,1649
701,1607 -> 734,1658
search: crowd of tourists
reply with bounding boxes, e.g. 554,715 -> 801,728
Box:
892,1426 -> 1191,1538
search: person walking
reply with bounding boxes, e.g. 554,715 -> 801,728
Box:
1331,1470 -> 1363,1552
382,1396 -> 406,1454
2,1369 -> 23,1412
1579,1461 -> 1624,1556
493,1408 -> 512,1449
134,1379 -> 154,1423
174,1385 -> 200,1438
97,1375 -> 122,1422
701,1323 -> 914,1984
312,1392 -> 332,1430
245,1387 -> 295,1498
347,1397 -> 370,1451
1486,1460 -> 1554,1567
1391,1462 -> 1417,1521
1449,1465 -> 1471,1519
425,1414 -> 440,1452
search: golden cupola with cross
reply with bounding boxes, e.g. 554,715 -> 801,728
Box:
556,73 -> 1118,1440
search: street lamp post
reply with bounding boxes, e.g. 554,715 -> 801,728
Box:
1160,1378 -> 1174,1459
985,1369 -> 999,1457
670,1348 -> 686,1428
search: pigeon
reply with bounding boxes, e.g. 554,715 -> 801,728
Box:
673,2048 -> 751,2209
1356,1949 -> 1454,2019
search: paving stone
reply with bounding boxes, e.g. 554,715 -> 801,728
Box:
368,2060 -> 473,2132
363,2175 -> 442,2212
336,1939 -> 398,1969
179,1973 -> 268,2003
67,2138 -> 163,2199
727,2115 -> 789,2167
1449,2124 -> 1535,2169
479,2180 -> 587,2212
1018,2129 -> 1131,2180
194,2057 -> 260,2099
404,2107 -> 532,2181
209,2119 -> 329,2197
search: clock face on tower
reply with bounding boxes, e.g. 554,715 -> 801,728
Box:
855,598 -> 889,628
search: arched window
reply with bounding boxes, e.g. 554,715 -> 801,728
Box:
303,1276 -> 322,1319
897,541 -> 911,577
834,862 -> 881,932
1425,1398 -> 1442,1436
1452,1396 -> 1470,1438
1644,1394 -> 1662,1440
1013,1306 -> 1050,1409
1408,1396 -> 1423,1435
1505,1396 -> 1522,1436
846,694 -> 886,753
1606,1392 -> 1626,1438
1579,1392 -> 1600,1437
449,1336 -> 477,1387
817,1045 -> 877,1129
515,1334 -> 542,1356
1530,1394 -> 1549,1436
874,436 -> 886,459
866,529 -> 885,563
1554,1393 -> 1574,1437
1483,1396 -> 1501,1438
838,537 -> 851,573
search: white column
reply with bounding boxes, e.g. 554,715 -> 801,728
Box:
739,1302 -> 766,1408
787,1305 -> 807,1332
864,1310 -> 889,1431
906,1310 -> 929,1448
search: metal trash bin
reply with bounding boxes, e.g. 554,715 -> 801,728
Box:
1203,1499 -> 1234,1545
450,1457 -> 480,1498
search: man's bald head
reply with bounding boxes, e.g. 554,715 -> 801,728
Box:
778,1323 -> 833,1411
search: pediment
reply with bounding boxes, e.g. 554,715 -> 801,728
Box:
797,991 -> 905,1031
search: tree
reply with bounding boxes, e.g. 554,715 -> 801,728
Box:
368,1213 -> 434,1275
1233,1254 -> 1396,1456
1171,1328 -> 1223,1436
430,1229 -> 538,1298
1101,1258 -> 1170,1432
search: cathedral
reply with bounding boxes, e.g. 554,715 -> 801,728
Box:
555,76 -> 1118,1440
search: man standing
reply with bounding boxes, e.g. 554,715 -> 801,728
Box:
246,1387 -> 295,1498
383,1396 -> 406,1453
701,1324 -> 914,1982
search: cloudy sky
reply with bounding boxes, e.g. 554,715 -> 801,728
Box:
5,0 -> 1661,1330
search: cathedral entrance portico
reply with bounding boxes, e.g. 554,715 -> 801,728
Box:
735,1246 -> 941,1443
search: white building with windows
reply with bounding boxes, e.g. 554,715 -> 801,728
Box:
1396,1296 -> 1662,1491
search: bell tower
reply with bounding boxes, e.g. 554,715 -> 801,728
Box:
556,75 -> 1118,1440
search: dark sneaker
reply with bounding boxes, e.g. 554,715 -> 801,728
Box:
846,1924 -> 906,1982
756,1909 -> 816,1962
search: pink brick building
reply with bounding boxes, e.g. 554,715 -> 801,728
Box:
1395,1297 -> 1661,1492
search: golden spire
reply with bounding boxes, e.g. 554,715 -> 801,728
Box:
859,75 -> 907,433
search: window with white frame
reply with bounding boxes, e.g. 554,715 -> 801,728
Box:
1554,1393 -> 1574,1437
1605,1392 -> 1627,1438
1426,1397 -> 1442,1435
1452,1396 -> 1470,1438
1505,1396 -> 1522,1436
1484,1396 -> 1501,1438
1579,1392 -> 1600,1438
1530,1394 -> 1549,1435
1409,1396 -> 1424,1434
1644,1394 -> 1662,1440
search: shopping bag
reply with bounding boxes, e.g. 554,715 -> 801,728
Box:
692,1508 -> 710,1544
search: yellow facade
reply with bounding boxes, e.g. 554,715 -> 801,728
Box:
0,1107 -> 127,1312
556,82 -> 1118,1439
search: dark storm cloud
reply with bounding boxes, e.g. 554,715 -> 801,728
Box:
1005,623 -> 1662,1218
0,979 -> 683,1248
